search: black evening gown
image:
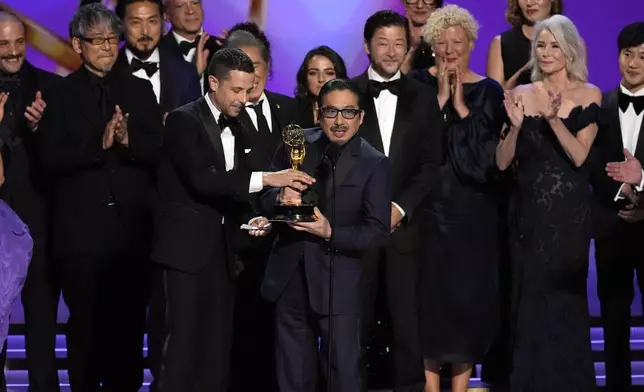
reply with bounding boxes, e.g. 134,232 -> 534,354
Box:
410,70 -> 504,363
508,104 -> 600,391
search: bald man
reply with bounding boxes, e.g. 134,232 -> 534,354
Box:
0,11 -> 62,392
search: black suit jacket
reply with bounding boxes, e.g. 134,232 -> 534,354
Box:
160,30 -> 217,94
38,66 -> 163,258
259,129 -> 391,314
237,90 -> 299,171
352,71 -> 442,248
113,45 -> 202,115
591,87 -> 644,238
0,61 -> 61,236
151,97 -> 258,274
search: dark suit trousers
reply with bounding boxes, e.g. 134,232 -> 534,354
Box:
276,262 -> 362,392
595,225 -> 644,392
21,230 -> 61,392
361,225 -> 424,391
155,256 -> 235,392
61,207 -> 148,392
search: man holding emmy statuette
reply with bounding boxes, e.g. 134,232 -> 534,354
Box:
258,78 -> 392,392
150,48 -> 314,392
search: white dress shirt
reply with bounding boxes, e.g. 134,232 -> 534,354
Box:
615,84 -> 644,201
245,92 -> 274,133
126,48 -> 161,104
205,93 -> 263,192
367,66 -> 404,217
172,29 -> 205,95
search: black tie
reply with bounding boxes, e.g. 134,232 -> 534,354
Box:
619,91 -> 644,115
218,113 -> 237,132
131,58 -> 158,78
251,100 -> 272,136
179,40 -> 197,56
369,79 -> 400,98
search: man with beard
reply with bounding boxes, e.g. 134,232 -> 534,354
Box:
37,4 -> 163,391
114,0 -> 201,118
353,10 -> 441,392
400,0 -> 442,74
0,11 -> 62,392
152,47 -> 313,392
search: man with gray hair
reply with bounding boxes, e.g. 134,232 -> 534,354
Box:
37,3 -> 163,391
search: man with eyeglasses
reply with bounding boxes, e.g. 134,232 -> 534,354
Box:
400,0 -> 442,74
0,11 -> 62,392
37,4 -> 163,391
353,10 -> 441,392
258,78 -> 391,392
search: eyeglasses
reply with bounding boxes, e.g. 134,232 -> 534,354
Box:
80,36 -> 120,46
405,0 -> 436,5
319,107 -> 362,120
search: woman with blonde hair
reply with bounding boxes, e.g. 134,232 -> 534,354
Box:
409,5 -> 505,392
496,14 -> 600,391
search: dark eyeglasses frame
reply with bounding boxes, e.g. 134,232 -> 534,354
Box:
318,107 -> 362,120
79,36 -> 120,46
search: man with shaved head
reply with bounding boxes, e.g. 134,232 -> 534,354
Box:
0,11 -> 62,392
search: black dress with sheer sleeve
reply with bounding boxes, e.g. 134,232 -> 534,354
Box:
410,70 -> 504,363
508,103 -> 600,391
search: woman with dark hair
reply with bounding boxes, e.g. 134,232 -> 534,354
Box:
487,0 -> 563,89
294,45 -> 347,128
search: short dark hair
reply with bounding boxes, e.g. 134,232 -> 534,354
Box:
618,22 -> 644,53
295,46 -> 348,99
364,10 -> 411,51
317,78 -> 362,110
226,22 -> 273,76
207,48 -> 255,81
115,0 -> 162,20
69,3 -> 123,40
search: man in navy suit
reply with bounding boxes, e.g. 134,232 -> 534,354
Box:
258,78 -> 391,392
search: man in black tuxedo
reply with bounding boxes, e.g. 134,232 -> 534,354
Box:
591,22 -> 644,392
352,10 -> 441,392
151,47 -> 314,392
258,78 -> 391,392
0,12 -> 61,392
38,4 -> 163,391
114,0 -> 201,118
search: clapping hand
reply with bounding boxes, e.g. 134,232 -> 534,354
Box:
606,148 -> 642,185
25,91 -> 46,132
535,85 -> 562,120
436,59 -> 450,109
103,105 -> 129,150
503,90 -> 524,129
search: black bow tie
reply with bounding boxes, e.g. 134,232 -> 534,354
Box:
179,40 -> 197,56
130,58 -> 158,78
218,113 -> 237,132
619,91 -> 644,115
369,79 -> 400,98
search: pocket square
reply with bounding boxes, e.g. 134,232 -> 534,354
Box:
244,149 -> 252,154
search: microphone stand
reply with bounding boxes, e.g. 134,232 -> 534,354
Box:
326,156 -> 336,392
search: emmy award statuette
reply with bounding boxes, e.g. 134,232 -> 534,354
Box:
271,124 -> 317,222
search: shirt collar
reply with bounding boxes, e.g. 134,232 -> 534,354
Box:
620,83 -> 644,97
125,47 -> 160,64
367,66 -> 401,83
247,92 -> 268,107
205,93 -> 222,120
172,28 -> 204,44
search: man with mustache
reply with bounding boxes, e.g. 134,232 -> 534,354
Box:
353,10 -> 441,392
0,11 -> 62,392
114,0 -> 201,118
37,4 -> 163,391
152,47 -> 313,392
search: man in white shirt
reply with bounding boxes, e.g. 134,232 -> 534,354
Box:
351,10 -> 441,392
591,21 -> 644,392
114,0 -> 201,116
151,48 -> 314,392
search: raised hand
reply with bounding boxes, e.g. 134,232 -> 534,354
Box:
113,105 -> 129,147
102,110 -> 118,150
25,91 -> 46,131
503,90 -> 524,129
536,85 -> 561,119
0,92 -> 9,122
436,58 -> 451,109
606,148 -> 643,185
195,32 -> 211,76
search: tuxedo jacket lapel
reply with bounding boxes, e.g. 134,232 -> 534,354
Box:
388,76 -> 413,165
196,97 -> 226,172
355,72 -> 384,153
159,49 -> 177,114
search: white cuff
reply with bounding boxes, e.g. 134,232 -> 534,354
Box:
637,169 -> 644,192
614,183 -> 626,201
392,202 -> 406,218
249,171 -> 263,193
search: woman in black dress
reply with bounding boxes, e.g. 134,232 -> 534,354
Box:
496,15 -> 600,391
409,5 -> 504,392
293,46 -> 346,128
487,0 -> 564,89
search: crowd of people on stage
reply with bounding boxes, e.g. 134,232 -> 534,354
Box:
0,0 -> 643,391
